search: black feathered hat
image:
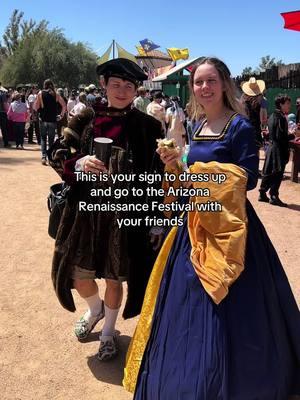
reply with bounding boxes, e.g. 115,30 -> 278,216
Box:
96,58 -> 147,85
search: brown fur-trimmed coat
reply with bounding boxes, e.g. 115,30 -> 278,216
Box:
48,106 -> 164,319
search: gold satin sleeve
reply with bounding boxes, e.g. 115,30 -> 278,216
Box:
123,225 -> 178,393
188,161 -> 248,304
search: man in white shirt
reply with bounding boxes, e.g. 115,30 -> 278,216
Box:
67,90 -> 78,120
146,91 -> 166,134
27,86 -> 40,144
70,93 -> 87,116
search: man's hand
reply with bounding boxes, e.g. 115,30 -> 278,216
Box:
83,155 -> 108,174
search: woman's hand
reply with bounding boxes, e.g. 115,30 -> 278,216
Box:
156,145 -> 181,167
83,155 -> 108,173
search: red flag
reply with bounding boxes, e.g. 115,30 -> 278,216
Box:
281,10 -> 300,32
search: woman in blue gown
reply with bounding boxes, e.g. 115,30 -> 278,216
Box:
126,57 -> 300,400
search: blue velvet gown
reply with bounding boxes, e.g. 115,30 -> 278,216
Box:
133,114 -> 300,400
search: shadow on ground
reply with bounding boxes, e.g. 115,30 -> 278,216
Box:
87,334 -> 131,386
0,155 -> 40,165
287,203 -> 300,212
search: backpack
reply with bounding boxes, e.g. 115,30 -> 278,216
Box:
47,182 -> 70,239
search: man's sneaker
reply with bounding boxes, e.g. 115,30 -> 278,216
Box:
97,335 -> 118,361
74,302 -> 105,340
41,158 -> 47,165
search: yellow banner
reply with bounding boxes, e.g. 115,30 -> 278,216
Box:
135,45 -> 147,56
116,43 -> 138,64
167,48 -> 189,61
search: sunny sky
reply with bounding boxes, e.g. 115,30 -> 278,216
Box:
1,0 -> 300,76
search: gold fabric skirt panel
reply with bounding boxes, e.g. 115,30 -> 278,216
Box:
123,225 -> 178,393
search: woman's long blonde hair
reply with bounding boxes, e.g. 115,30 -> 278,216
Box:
188,57 -> 245,121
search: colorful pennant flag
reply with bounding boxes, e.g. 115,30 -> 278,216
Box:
167,48 -> 189,61
281,10 -> 300,32
186,65 -> 194,72
139,39 -> 160,52
136,45 -> 147,56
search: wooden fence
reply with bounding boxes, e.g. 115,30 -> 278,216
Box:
234,63 -> 300,113
234,63 -> 300,89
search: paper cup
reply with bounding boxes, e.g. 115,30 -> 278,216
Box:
94,138 -> 113,168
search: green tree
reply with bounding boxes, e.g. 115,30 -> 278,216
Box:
2,10 -> 24,56
241,67 -> 253,76
2,9 -> 48,56
258,55 -> 283,71
0,10 -> 98,88
0,41 -> 7,70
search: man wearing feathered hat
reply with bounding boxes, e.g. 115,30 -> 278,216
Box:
48,58 -> 164,361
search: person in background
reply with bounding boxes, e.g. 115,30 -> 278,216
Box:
0,83 -> 10,147
165,95 -> 186,149
7,92 -> 28,149
184,101 -> 195,144
147,91 -> 166,134
6,90 -> 15,143
56,88 -> 68,138
67,90 -> 77,120
133,86 -> 150,113
288,113 -> 297,135
296,97 -> 300,125
27,86 -> 40,144
259,94 -> 292,206
161,94 -> 172,109
34,79 -> 66,165
69,93 -> 87,116
240,77 -> 268,148
86,84 -> 97,106
18,87 -> 27,103
288,112 -> 300,138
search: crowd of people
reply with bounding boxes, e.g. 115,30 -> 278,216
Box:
1,79 -> 190,167
0,82 -> 106,156
1,77 -> 299,173
1,56 -> 300,399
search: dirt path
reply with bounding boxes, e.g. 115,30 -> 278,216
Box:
0,143 -> 299,400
